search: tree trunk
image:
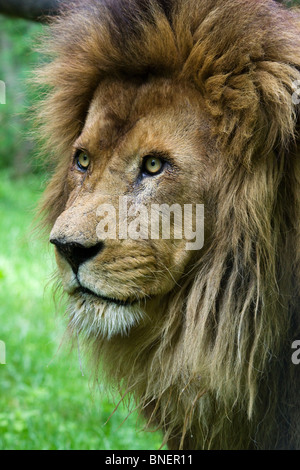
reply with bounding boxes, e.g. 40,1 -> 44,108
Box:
0,0 -> 61,23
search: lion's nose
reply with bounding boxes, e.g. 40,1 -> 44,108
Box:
50,239 -> 104,274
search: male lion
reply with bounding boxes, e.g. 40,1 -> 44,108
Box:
36,0 -> 300,449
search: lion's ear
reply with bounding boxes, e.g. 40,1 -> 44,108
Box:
181,1 -> 300,168
202,58 -> 300,169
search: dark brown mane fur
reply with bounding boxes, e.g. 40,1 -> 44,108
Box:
36,0 -> 300,449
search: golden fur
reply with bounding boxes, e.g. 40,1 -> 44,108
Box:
35,0 -> 300,449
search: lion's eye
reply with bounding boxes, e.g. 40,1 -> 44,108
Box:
75,151 -> 90,171
142,155 -> 164,175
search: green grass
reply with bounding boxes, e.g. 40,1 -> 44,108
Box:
0,169 -> 163,450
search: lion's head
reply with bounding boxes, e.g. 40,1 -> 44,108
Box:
37,0 -> 300,449
49,77 -> 210,338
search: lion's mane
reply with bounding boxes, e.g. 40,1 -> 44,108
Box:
36,0 -> 300,449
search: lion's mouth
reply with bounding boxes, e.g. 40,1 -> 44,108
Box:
76,285 -> 137,307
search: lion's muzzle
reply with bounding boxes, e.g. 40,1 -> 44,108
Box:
50,238 -> 104,274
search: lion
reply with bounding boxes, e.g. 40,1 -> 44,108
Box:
35,0 -> 300,449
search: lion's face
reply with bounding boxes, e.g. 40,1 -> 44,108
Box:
50,77 -> 213,338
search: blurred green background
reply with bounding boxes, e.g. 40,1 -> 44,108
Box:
0,15 -> 163,450
1,1 -> 300,451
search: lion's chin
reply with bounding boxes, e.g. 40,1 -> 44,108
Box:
67,291 -> 146,339
76,285 -> 138,307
